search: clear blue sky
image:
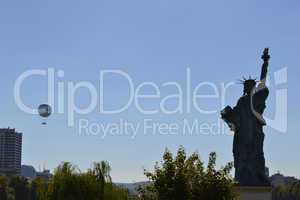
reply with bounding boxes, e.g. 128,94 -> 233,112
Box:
0,0 -> 299,182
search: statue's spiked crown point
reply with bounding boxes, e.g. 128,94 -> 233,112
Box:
237,76 -> 257,85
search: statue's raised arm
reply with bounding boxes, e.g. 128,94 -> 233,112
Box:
260,48 -> 270,82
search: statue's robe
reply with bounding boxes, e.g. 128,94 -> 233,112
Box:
231,87 -> 270,186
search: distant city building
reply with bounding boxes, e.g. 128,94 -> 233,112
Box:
36,169 -> 52,180
0,128 -> 22,176
21,165 -> 36,179
21,165 -> 52,181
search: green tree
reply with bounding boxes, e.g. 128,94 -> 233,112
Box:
0,176 -> 9,200
48,162 -> 102,200
9,176 -> 30,200
39,161 -> 130,200
272,180 -> 300,200
30,178 -> 49,200
90,161 -> 112,199
0,161 -> 132,200
142,146 -> 237,200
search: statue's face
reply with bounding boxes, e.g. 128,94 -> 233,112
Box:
243,80 -> 256,95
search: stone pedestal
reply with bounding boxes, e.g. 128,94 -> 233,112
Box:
234,186 -> 272,200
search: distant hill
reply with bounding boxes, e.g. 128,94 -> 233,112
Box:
270,173 -> 298,187
115,181 -> 149,195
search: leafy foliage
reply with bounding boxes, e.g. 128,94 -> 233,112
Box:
0,161 -> 131,200
140,146 -> 237,200
272,181 -> 300,200
9,176 -> 30,200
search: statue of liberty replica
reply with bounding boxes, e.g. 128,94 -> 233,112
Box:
221,48 -> 271,187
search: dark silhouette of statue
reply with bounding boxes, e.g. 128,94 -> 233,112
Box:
221,48 -> 271,186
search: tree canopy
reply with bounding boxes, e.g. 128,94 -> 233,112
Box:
139,146 -> 237,200
0,161 -> 131,200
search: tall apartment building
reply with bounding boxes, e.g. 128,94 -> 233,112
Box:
0,128 -> 22,176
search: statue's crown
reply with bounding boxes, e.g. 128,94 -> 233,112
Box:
238,76 -> 257,85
